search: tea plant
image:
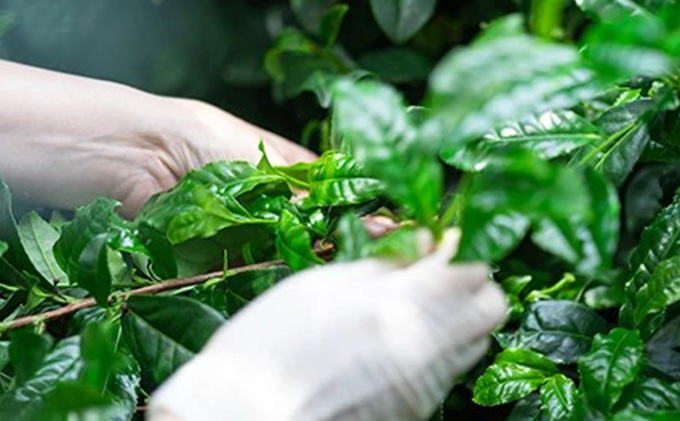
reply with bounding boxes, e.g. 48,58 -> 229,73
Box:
1,0 -> 680,420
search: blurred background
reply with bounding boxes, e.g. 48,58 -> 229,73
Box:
0,0 -> 518,148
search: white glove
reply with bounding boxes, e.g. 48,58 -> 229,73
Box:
148,230 -> 507,421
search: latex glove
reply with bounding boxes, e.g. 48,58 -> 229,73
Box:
148,229 -> 507,421
0,60 -> 315,217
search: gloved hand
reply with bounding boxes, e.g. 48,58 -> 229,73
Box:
0,60 -> 315,217
148,229 -> 507,421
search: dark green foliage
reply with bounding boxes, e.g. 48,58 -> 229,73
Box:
122,295 -> 224,385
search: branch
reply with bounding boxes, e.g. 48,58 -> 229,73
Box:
2,260 -> 284,331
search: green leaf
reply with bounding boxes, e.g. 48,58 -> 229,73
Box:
473,348 -> 559,406
508,393 -> 549,421
257,142 -> 311,190
612,409 -> 680,421
457,151 -> 592,262
586,99 -> 654,187
503,300 -> 610,364
618,378 -> 680,413
624,165 -> 680,235
583,11 -> 680,81
36,323 -> 141,421
9,330 -> 53,384
319,3 -> 348,47
575,0 -> 652,21
306,151 -> 384,207
0,337 -> 82,421
358,47 -> 432,83
137,223 -> 177,279
332,78 -> 443,230
0,177 -> 26,267
531,169 -> 620,276
540,374 -> 577,421
0,178 -> 40,289
53,197 -> 119,283
457,211 -> 531,262
0,240 -> 7,258
647,315 -> 680,381
368,225 -> 421,260
428,33 -> 600,146
77,234 -> 112,307
138,162 -> 288,244
369,0 -> 436,43
224,265 -> 292,315
122,295 -> 224,384
442,110 -> 603,172
621,189 -> 680,330
633,257 -> 680,327
335,213 -> 371,261
265,29 -> 355,107
17,212 -> 67,286
578,328 -> 645,414
38,382 -> 114,421
79,323 -> 118,390
275,210 -> 323,272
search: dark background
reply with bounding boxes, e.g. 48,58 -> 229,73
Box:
0,0 -> 518,146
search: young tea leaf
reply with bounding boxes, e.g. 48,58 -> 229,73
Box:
276,210 -> 324,272
138,162 -> 287,244
428,31 -> 600,147
53,197 -> 119,283
442,110 -> 603,172
306,151 -> 384,207
333,78 -> 442,231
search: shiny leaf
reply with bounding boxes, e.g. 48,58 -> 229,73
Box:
503,300 -> 610,364
276,210 -> 323,271
578,328 -> 645,414
540,374 -> 577,421
443,110 -> 603,172
473,348 -> 559,406
307,151 -> 384,207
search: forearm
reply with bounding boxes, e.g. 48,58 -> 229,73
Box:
0,60 -> 183,210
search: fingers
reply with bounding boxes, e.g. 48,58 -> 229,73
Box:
399,261 -> 490,301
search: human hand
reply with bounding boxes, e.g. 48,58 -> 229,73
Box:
148,229 -> 507,421
0,60 -> 315,217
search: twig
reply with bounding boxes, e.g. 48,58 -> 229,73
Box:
2,260 -> 283,331
3,216 -> 397,332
